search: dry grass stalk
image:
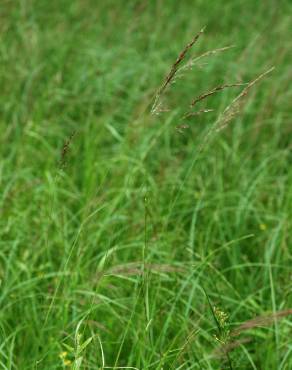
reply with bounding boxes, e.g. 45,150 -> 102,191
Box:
214,308 -> 292,358
106,262 -> 184,276
215,66 -> 275,132
177,45 -> 235,75
231,308 -> 292,336
151,27 -> 205,114
190,83 -> 247,107
214,337 -> 252,358
59,130 -> 76,168
191,67 -> 274,153
183,108 -> 214,119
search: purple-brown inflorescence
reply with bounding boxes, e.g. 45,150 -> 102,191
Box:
59,130 -> 76,169
151,27 -> 205,114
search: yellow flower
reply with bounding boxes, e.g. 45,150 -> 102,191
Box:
59,351 -> 68,359
259,223 -> 267,231
64,359 -> 72,366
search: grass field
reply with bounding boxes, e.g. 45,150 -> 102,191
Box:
0,0 -> 292,369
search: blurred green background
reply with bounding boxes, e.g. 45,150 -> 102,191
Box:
0,0 -> 291,369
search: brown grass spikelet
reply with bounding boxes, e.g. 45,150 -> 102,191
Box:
215,66 -> 275,132
214,309 -> 292,358
183,108 -> 214,119
59,130 -> 76,169
177,45 -> 235,75
105,262 -> 185,276
190,83 -> 247,108
231,308 -> 292,336
151,27 -> 205,114
214,337 -> 252,358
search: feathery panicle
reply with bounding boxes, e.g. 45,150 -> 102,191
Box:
183,108 -> 214,119
151,27 -> 205,114
216,67 -> 275,131
190,83 -> 247,108
177,45 -> 235,75
59,130 -> 76,169
231,308 -> 292,336
214,309 -> 292,358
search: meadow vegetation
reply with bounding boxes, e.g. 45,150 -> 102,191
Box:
0,1 -> 291,369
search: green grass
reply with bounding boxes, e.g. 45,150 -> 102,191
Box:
0,0 -> 292,369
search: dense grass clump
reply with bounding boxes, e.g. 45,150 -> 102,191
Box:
0,1 -> 291,369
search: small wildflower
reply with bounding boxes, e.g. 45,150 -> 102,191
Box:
59,351 -> 72,367
214,306 -> 229,328
64,359 -> 72,366
259,223 -> 267,231
59,351 -> 68,359
213,306 -> 230,344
